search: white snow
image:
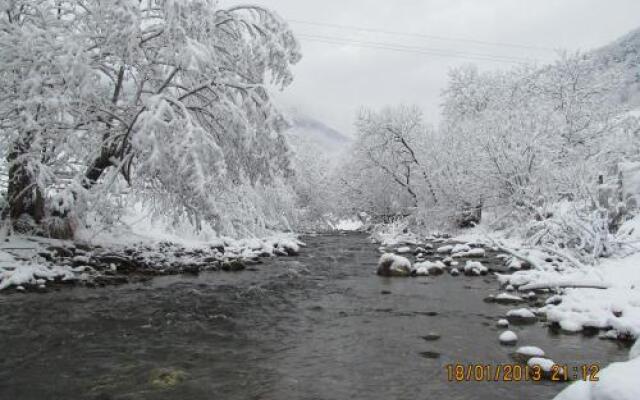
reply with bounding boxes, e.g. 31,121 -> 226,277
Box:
495,293 -> 524,302
396,246 -> 411,254
559,319 -> 584,333
494,242 -> 640,339
497,319 -> 509,327
499,330 -> 518,344
527,357 -> 556,372
553,342 -> 640,400
333,218 -> 364,231
437,245 -> 453,254
0,227 -> 305,290
0,263 -> 77,290
506,308 -> 536,319
451,243 -> 471,254
413,260 -> 446,276
413,261 -> 431,276
516,346 -> 545,357
630,339 -> 640,360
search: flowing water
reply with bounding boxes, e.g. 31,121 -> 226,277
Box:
0,233 -> 630,400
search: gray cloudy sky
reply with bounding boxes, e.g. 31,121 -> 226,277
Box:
224,0 -> 640,136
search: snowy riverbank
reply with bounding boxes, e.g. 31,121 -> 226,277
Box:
0,225 -> 305,292
370,217 -> 640,399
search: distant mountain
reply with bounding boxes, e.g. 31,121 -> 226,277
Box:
592,27 -> 640,106
283,111 -> 352,155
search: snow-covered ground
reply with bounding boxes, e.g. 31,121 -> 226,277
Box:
0,219 -> 305,292
331,218 -> 364,231
554,340 -> 640,400
496,217 -> 640,339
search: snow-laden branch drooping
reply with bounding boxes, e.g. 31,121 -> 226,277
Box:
0,0 -> 302,236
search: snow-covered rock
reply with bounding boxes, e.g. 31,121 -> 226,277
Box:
515,346 -> 545,358
436,245 -> 453,254
467,248 -> 486,257
376,253 -> 412,277
395,246 -> 411,254
0,263 -> 77,290
451,244 -> 471,254
499,330 -> 518,344
494,293 -> 525,304
559,319 -> 583,333
414,260 -> 446,276
450,268 -> 460,276
274,238 -> 302,256
506,308 -> 537,323
413,262 -> 430,276
463,260 -> 488,276
527,357 -> 558,378
497,318 -> 509,327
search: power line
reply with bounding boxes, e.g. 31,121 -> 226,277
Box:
288,19 -> 556,53
296,34 -> 539,64
297,33 -> 536,63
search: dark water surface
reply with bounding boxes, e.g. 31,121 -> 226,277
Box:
0,233 -> 629,400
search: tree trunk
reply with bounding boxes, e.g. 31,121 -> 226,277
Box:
83,148 -> 115,189
3,133 -> 45,231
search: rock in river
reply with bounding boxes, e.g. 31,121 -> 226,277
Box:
499,330 -> 518,345
377,253 -> 412,277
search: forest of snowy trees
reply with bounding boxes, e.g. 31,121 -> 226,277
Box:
328,53 -> 640,262
2,1 -> 640,265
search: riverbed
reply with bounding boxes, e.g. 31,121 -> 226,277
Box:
0,233 -> 630,399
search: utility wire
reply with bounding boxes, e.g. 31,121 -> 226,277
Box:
288,18 -> 556,53
296,34 -> 540,64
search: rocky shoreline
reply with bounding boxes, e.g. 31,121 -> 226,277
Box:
0,235 -> 305,293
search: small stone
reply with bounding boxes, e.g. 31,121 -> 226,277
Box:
421,332 -> 441,341
497,319 -> 509,327
424,311 -> 438,316
380,290 -> 392,295
418,351 -> 441,359
149,368 -> 187,389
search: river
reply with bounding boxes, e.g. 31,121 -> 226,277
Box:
0,233 -> 630,399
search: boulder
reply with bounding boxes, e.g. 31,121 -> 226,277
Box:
377,253 -> 412,277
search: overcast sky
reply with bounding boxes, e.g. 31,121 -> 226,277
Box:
224,0 -> 640,136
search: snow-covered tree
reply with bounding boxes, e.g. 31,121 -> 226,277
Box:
0,0 -> 301,236
341,106 -> 438,217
